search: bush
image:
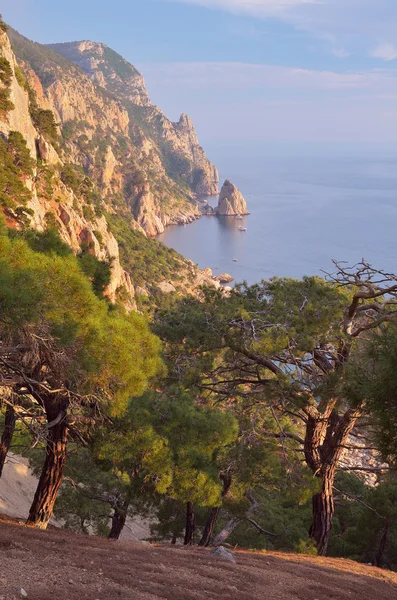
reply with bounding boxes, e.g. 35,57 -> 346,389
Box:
0,15 -> 8,33
0,57 -> 12,86
32,108 -> 58,143
0,136 -> 31,208
7,131 -> 35,175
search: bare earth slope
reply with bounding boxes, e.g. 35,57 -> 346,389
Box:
0,519 -> 396,600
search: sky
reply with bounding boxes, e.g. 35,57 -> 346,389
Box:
2,0 -> 397,147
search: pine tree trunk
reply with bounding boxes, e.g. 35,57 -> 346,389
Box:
0,404 -> 16,478
212,517 -> 240,547
374,521 -> 389,568
309,466 -> 335,556
198,473 -> 232,547
184,501 -> 195,545
199,507 -> 220,547
304,405 -> 363,556
108,501 -> 129,540
26,412 -> 68,529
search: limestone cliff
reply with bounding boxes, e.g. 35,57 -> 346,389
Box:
45,40 -> 219,198
0,23 -> 221,309
216,180 -> 249,216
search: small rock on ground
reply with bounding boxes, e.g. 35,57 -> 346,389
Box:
210,546 -> 236,563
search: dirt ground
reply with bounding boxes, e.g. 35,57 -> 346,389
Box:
1,516 -> 397,600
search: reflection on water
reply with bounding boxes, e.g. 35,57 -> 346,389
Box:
157,153 -> 397,285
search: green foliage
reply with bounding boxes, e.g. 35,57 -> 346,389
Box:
0,57 -> 12,86
345,325 -> 397,462
0,57 -> 14,116
77,250 -> 111,298
10,226 -> 73,257
0,135 -> 32,208
14,64 -> 26,88
106,213 -> 186,288
7,131 -> 35,175
59,163 -> 82,190
0,15 -> 8,32
32,108 -> 58,144
8,27 -> 79,88
0,86 -> 14,115
0,225 -> 164,414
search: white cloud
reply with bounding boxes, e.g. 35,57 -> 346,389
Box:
164,0 -> 397,39
370,43 -> 397,61
140,61 -> 397,92
140,61 -> 397,143
167,0 -> 318,17
331,47 -> 350,59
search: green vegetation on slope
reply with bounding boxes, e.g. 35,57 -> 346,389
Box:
106,212 -> 188,287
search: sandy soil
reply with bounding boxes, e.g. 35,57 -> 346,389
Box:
0,453 -> 151,540
0,516 -> 396,600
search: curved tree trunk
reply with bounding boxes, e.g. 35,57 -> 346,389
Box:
184,501 -> 195,545
199,507 -> 221,547
305,404 -> 363,556
374,521 -> 389,568
26,407 -> 68,529
109,501 -> 129,540
0,404 -> 16,478
199,472 -> 232,547
309,465 -> 336,556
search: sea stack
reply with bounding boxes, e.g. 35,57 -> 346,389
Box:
216,180 -> 249,216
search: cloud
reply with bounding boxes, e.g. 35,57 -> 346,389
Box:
140,61 -> 397,143
331,47 -> 350,59
164,0 -> 397,39
370,43 -> 397,61
140,61 -> 397,93
167,0 -> 317,17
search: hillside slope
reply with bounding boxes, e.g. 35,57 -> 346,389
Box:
0,519 -> 397,600
0,22 -> 222,307
9,29 -> 219,236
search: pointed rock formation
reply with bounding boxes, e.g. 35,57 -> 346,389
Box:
216,180 -> 249,216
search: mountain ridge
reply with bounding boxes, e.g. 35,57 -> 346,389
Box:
0,22 -> 224,308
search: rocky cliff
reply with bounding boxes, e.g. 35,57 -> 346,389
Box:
216,180 -> 249,216
0,22 -> 222,308
46,40 -> 219,198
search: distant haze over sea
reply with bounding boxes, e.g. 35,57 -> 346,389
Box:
157,143 -> 397,285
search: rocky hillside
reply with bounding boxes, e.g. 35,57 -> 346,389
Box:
0,21 -> 223,307
8,29 -> 219,236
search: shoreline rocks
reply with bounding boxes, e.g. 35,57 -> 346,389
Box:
214,273 -> 234,284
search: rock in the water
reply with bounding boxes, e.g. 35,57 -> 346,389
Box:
210,546 -> 236,563
214,273 -> 234,284
216,180 -> 249,216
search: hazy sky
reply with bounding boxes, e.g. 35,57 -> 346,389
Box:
3,0 -> 397,145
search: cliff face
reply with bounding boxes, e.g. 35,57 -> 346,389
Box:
216,180 -> 249,216
0,24 -> 221,309
45,40 -> 219,199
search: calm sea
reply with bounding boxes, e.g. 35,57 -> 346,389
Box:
157,144 -> 397,285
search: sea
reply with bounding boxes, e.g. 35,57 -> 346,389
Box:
157,143 -> 397,286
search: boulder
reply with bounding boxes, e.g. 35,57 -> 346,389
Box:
210,546 -> 236,563
214,273 -> 234,284
216,180 -> 249,216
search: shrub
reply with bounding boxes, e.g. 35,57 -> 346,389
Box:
0,57 -> 12,86
7,131 -> 35,175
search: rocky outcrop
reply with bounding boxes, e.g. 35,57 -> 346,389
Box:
214,273 -> 234,284
44,41 -> 219,199
47,40 -> 151,107
216,180 -> 249,216
0,29 -> 136,309
0,25 -> 225,309
0,30 -> 37,155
